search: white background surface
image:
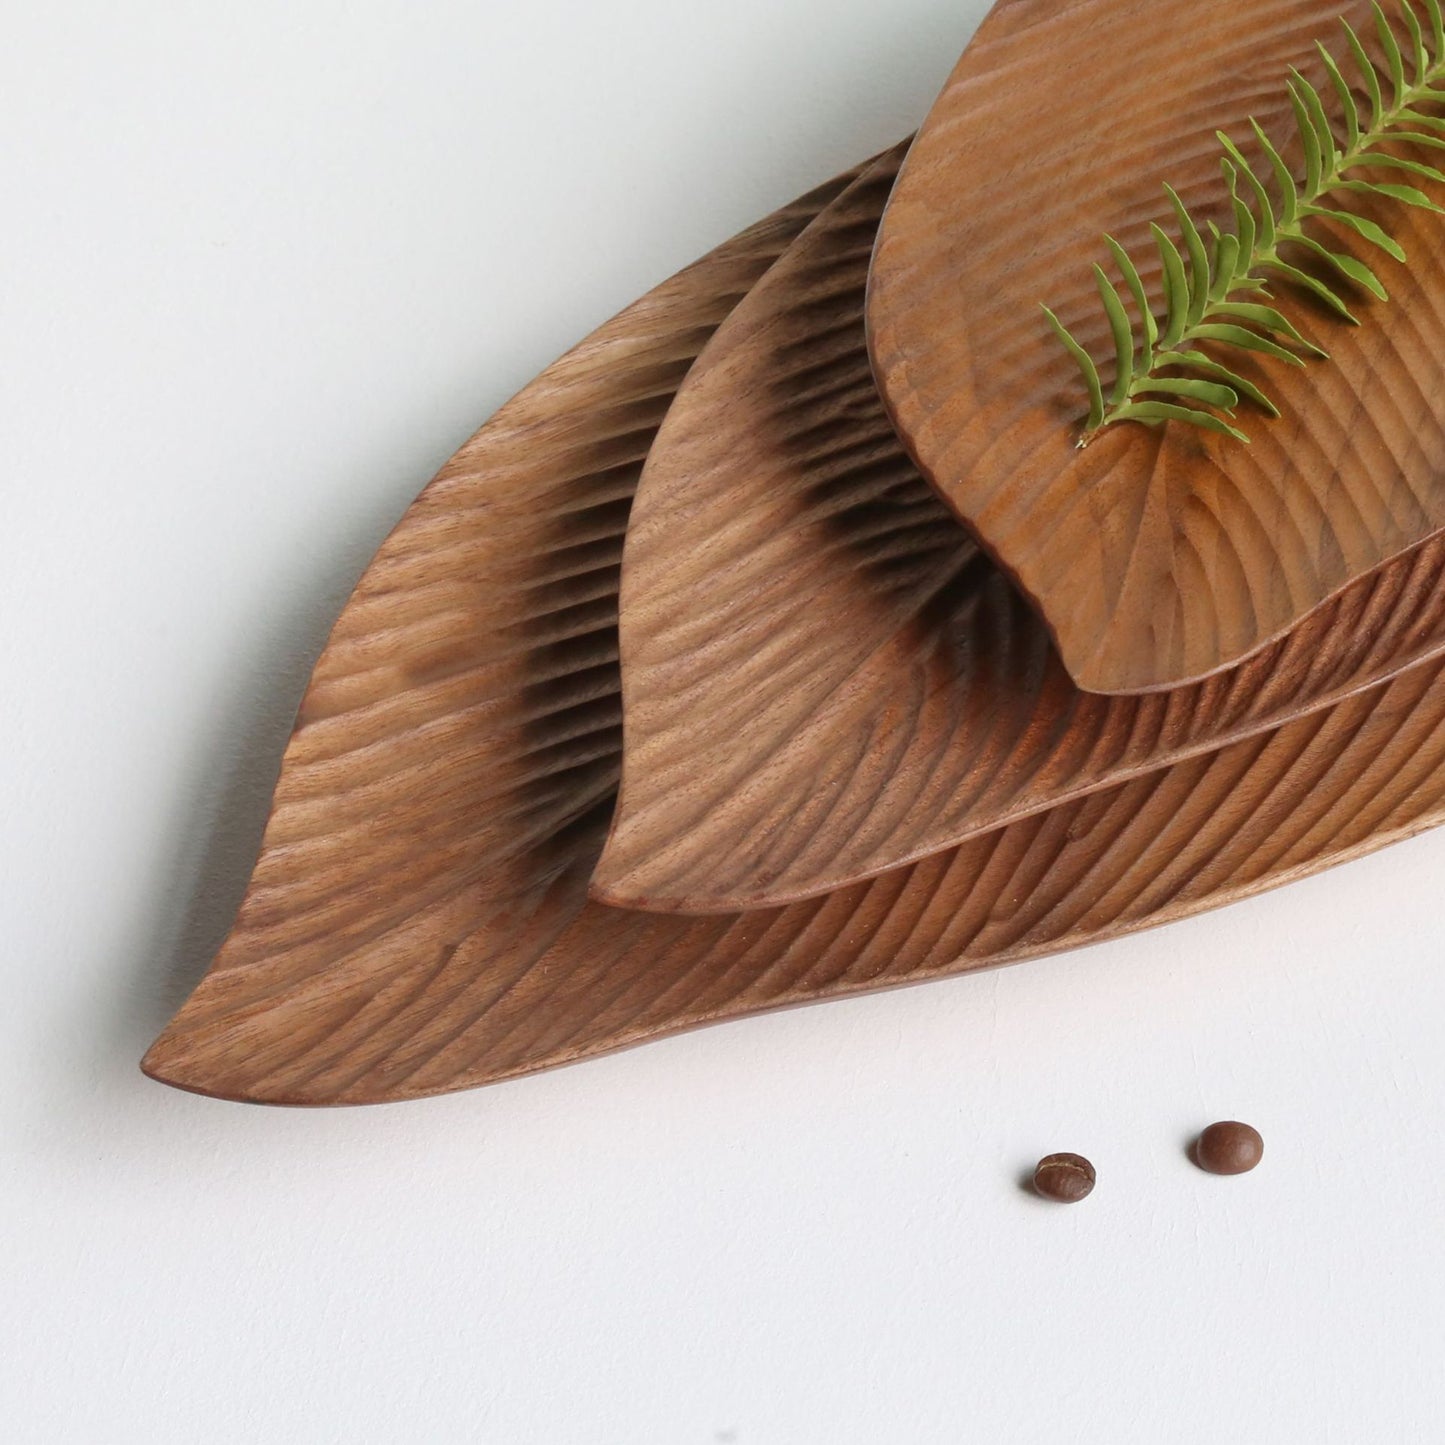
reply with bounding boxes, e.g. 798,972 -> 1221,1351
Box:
6,1 -> 1445,1440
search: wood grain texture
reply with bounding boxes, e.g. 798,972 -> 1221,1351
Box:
143,158 -> 1445,1105
594,143 -> 1445,912
138,160 -> 866,1101
868,0 -> 1445,694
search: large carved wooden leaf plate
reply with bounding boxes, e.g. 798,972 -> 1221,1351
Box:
143,155 -> 1445,1106
138,161 -> 864,1100
592,144 -> 1445,913
868,0 -> 1445,694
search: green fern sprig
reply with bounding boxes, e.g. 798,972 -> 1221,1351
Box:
1045,0 -> 1445,446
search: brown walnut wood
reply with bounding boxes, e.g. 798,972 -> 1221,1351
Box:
139,162 -> 865,1103
593,144 -> 1445,912
144,163 -> 1445,1104
868,0 -> 1445,694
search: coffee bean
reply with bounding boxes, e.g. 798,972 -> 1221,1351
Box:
1032,1152 -> 1096,1202
1193,1120 -> 1263,1175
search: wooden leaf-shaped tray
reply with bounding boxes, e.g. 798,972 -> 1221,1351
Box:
868,0 -> 1445,694
592,141 -> 1445,912
144,157 -> 1445,1104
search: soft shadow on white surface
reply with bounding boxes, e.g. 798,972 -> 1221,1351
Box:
6,2 -> 1445,1442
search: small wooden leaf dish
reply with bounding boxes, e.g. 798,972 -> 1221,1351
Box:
868,0 -> 1445,694
144,159 -> 1445,1104
593,137 -> 1445,913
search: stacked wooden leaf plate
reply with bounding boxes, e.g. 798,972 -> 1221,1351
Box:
145,0 -> 1445,1104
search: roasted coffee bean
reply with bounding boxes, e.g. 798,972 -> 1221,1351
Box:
1032,1152 -> 1096,1202
1193,1121 -> 1263,1175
